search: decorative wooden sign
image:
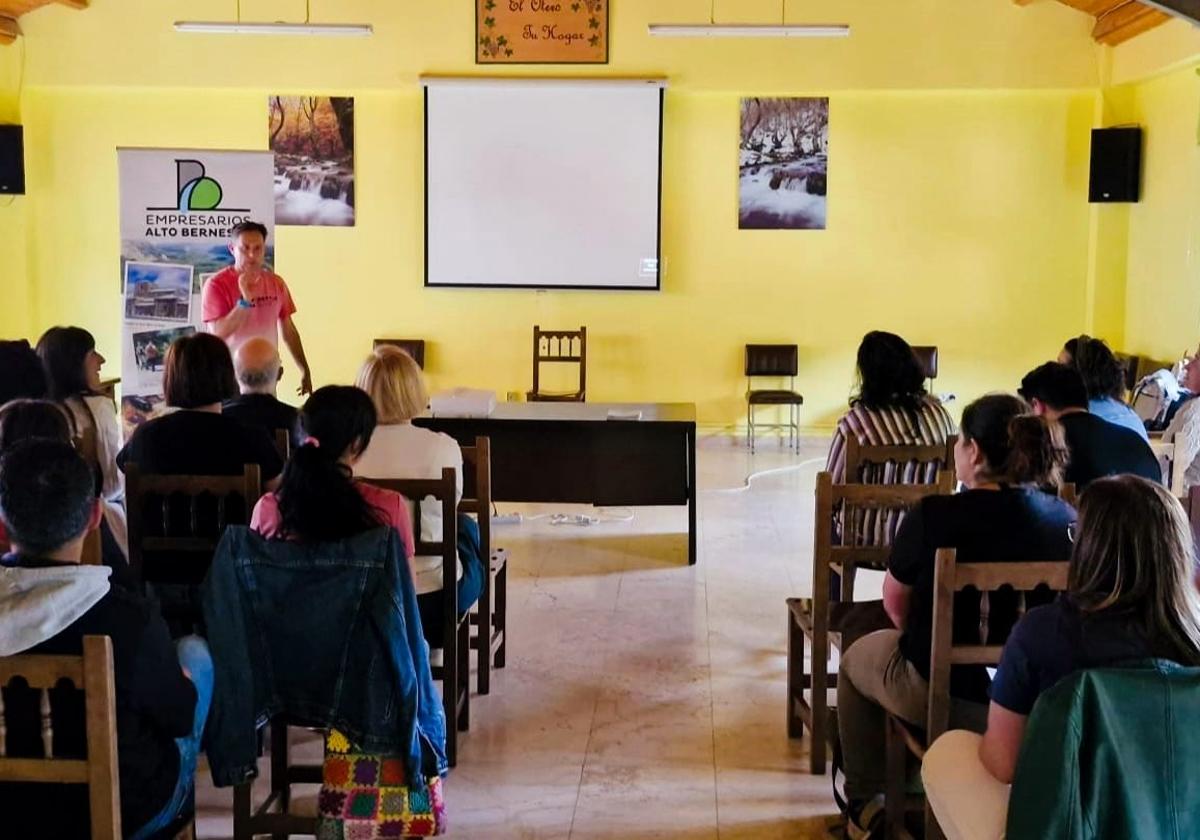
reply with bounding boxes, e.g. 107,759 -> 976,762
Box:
477,0 -> 608,64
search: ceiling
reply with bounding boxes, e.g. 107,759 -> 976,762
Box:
0,0 -> 87,45
1016,0 -> 1172,44
0,1 -> 1186,49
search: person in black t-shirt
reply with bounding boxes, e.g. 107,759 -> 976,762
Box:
1019,361 -> 1161,490
116,332 -> 283,487
921,475 -> 1200,837
222,336 -> 299,452
835,393 -> 1076,836
0,440 -> 211,839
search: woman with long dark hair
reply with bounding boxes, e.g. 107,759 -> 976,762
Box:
251,386 -> 414,571
922,475 -> 1200,839
835,393 -> 1075,836
825,331 -> 957,543
37,326 -> 128,554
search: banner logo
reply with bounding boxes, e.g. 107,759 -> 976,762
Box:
149,159 -> 249,212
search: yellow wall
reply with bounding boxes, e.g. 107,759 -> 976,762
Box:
1118,63 -> 1200,364
3,1 -> 1117,429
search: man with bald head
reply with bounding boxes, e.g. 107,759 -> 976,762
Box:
221,337 -> 299,450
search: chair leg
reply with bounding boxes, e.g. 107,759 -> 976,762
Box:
494,561 -> 507,669
269,723 -> 289,840
809,629 -> 828,775
885,716 -> 907,839
477,559 -> 493,696
458,617 -> 471,732
787,607 -> 804,739
233,782 -> 252,840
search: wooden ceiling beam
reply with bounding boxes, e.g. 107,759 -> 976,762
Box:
1094,2 -> 1172,43
1141,0 -> 1200,23
0,15 -> 18,44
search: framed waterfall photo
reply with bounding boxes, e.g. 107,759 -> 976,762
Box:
739,97 -> 829,230
268,96 -> 356,227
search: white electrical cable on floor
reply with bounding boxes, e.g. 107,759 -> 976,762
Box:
702,457 -> 825,494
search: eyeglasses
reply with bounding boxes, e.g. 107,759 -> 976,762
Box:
1067,522 -> 1078,544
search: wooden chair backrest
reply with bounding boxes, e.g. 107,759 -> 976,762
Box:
927,549 -> 1069,741
0,635 -> 121,840
359,469 -> 458,618
1058,482 -> 1077,507
844,435 -> 956,484
274,428 -> 290,461
814,471 -> 955,598
532,325 -> 586,398
125,464 -> 262,583
911,345 -> 939,380
459,437 -> 491,573
373,338 -> 426,369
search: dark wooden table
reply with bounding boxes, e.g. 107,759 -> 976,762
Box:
416,402 -> 698,565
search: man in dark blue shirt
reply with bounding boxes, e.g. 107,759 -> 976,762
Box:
1020,362 -> 1161,490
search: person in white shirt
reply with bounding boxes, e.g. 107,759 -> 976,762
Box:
36,326 -> 127,557
354,346 -> 476,614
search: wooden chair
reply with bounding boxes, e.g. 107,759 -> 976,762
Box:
840,436 -> 956,552
273,428 -> 290,461
460,437 -> 508,696
0,636 -> 194,840
373,338 -> 426,369
883,549 -> 1070,840
786,471 -> 954,774
232,722 -> 321,840
125,464 -> 262,585
911,346 -> 938,384
360,469 -> 469,765
744,344 -> 804,453
527,325 -> 586,402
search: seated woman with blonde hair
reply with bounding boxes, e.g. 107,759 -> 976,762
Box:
354,346 -> 483,632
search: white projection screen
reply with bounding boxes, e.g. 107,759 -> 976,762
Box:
423,78 -> 665,290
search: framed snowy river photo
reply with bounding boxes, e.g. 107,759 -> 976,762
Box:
739,97 -> 829,230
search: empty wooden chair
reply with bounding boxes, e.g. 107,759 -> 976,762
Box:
460,437 -> 508,696
912,345 -> 938,387
360,469 -> 469,765
0,636 -> 194,840
883,549 -> 1069,839
786,471 -> 954,774
744,344 -> 804,452
125,464 -> 262,586
527,325 -> 586,402
373,338 -> 426,369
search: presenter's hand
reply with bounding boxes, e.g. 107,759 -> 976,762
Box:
237,267 -> 262,300
298,367 -> 313,397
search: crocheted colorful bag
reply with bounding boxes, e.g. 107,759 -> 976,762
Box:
316,730 -> 447,839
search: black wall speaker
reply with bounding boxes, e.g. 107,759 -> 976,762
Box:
1089,127 -> 1141,204
0,125 -> 24,195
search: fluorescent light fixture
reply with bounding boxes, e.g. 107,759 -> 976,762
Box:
174,21 -> 372,36
648,23 -> 849,38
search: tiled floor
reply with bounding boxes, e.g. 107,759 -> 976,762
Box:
197,433 -> 853,839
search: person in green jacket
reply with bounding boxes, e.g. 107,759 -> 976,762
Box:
922,475 -> 1200,840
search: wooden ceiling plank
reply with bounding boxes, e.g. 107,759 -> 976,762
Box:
1094,4 -> 1172,41
0,14 -> 18,44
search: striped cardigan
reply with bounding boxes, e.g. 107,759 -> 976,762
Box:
825,396 -> 957,546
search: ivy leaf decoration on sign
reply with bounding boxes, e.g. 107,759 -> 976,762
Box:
505,48 -> 513,56
484,16 -> 496,28
571,2 -> 580,9
588,34 -> 599,46
485,0 -> 495,8
588,16 -> 599,29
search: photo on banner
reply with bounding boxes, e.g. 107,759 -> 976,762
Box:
738,97 -> 830,230
118,148 -> 275,437
269,96 -> 355,227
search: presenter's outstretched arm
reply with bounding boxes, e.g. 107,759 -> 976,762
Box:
280,315 -> 312,396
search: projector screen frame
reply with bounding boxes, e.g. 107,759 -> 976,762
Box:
422,77 -> 665,292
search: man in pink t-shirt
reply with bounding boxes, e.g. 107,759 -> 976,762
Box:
202,221 -> 313,395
